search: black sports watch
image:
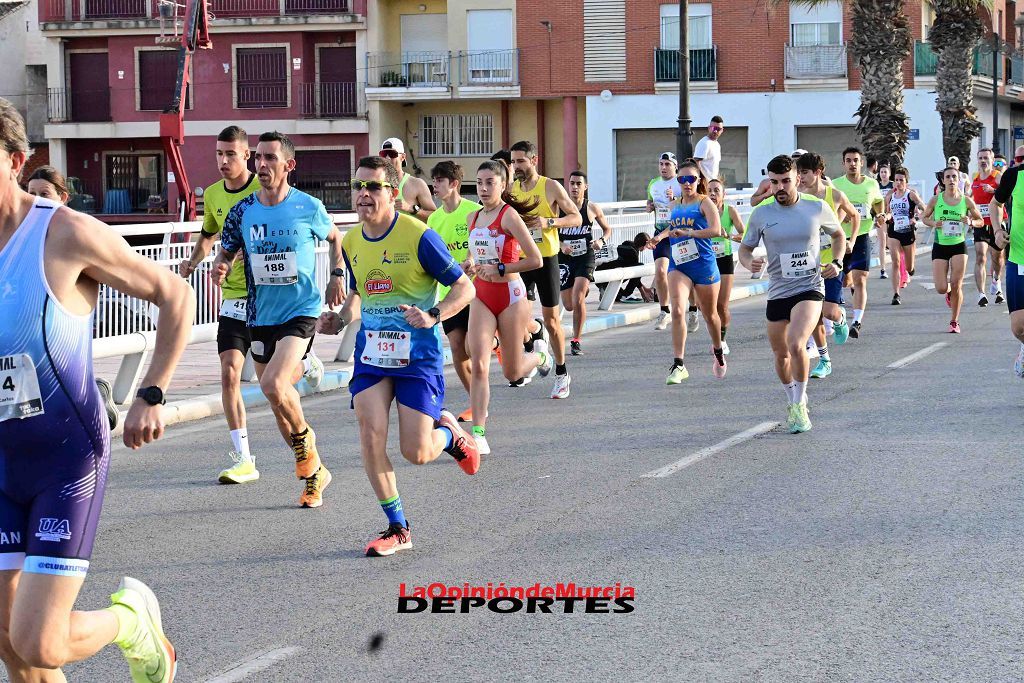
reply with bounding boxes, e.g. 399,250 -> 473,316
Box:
427,307 -> 441,326
497,263 -> 506,277
330,267 -> 344,278
136,386 -> 165,406
832,258 -> 844,270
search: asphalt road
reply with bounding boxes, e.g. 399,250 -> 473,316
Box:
57,270 -> 1023,682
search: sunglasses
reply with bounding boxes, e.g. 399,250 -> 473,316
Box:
677,175 -> 699,184
351,179 -> 394,192
709,127 -> 723,132
379,150 -> 400,159
1015,156 -> 1024,163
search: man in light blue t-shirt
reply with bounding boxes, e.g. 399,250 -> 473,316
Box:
215,131 -> 345,509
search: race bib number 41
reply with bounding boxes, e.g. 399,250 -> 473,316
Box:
219,298 -> 246,321
362,330 -> 411,368
251,252 -> 297,285
0,354 -> 44,422
781,251 -> 816,279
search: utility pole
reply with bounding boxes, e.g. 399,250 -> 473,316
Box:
993,31 -> 1000,155
676,0 -> 693,161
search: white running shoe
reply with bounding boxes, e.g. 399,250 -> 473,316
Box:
1016,345 -> 1024,379
989,280 -> 999,296
721,340 -> 730,355
686,309 -> 700,333
474,434 -> 491,455
551,373 -> 571,399
533,339 -> 552,377
303,350 -> 324,389
654,311 -> 670,330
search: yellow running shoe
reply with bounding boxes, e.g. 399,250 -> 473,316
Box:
217,451 -> 259,484
110,577 -> 176,683
299,465 -> 332,508
290,427 -> 320,479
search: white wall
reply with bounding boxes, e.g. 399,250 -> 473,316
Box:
585,88 -> 973,202
0,0 -> 50,143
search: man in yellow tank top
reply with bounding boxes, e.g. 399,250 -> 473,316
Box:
379,137 -> 436,222
509,140 -> 582,399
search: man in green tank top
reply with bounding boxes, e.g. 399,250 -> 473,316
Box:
380,137 -> 436,222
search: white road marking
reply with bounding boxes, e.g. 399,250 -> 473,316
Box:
641,421 -> 779,478
887,342 -> 948,369
206,647 -> 304,683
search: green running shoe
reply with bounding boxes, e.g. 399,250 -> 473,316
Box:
791,403 -> 812,434
111,577 -> 176,683
810,358 -> 832,379
833,315 -> 850,345
666,364 -> 689,385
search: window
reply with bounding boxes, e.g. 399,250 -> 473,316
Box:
583,0 -> 626,81
138,49 -> 190,112
795,126 -> 858,178
467,9 -> 514,82
421,114 -> 493,157
292,149 -> 352,211
400,14 -> 449,85
660,4 -> 712,50
105,153 -> 163,211
790,0 -> 842,45
614,127 -> 748,200
235,46 -> 288,109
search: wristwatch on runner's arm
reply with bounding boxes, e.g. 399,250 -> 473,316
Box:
832,258 -> 843,270
330,267 -> 344,278
427,307 -> 441,326
136,386 -> 166,406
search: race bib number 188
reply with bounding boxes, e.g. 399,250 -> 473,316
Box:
0,354 -> 44,422
251,252 -> 298,285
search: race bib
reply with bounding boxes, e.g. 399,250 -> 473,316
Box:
819,231 -> 832,250
594,243 -> 613,261
894,215 -> 912,232
979,204 -> 990,218
655,207 -> 670,224
472,236 -> 499,265
219,298 -> 246,321
251,251 -> 297,285
941,220 -> 963,238
567,239 -> 588,257
855,203 -> 870,219
0,354 -> 44,422
671,239 -> 699,265
781,251 -> 816,279
711,240 -> 726,257
362,330 -> 411,368
530,224 -> 544,244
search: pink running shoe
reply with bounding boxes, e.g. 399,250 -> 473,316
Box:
712,352 -> 727,379
949,320 -> 961,334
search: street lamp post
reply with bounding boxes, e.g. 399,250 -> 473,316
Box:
676,0 -> 693,162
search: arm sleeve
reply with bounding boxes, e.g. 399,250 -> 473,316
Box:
310,201 -> 333,241
741,208 -> 764,248
220,203 -> 243,253
342,248 -> 356,291
994,167 -> 1018,203
417,229 -> 464,287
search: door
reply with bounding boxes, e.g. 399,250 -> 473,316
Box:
292,149 -> 353,210
400,14 -> 448,85
69,52 -> 110,122
317,46 -> 357,117
466,9 -> 513,83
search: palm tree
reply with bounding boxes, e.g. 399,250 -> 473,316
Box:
928,1 -> 988,171
786,1 -> 912,168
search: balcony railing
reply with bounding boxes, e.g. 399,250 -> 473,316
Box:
654,47 -> 717,82
1011,56 -> 1024,86
236,81 -> 288,109
366,51 -> 451,88
454,49 -> 519,86
41,0 -> 365,22
298,81 -> 365,118
784,44 -> 848,79
914,41 -> 998,78
291,173 -> 351,211
47,87 -> 111,123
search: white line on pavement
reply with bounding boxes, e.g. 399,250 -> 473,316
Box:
887,342 -> 948,369
205,646 -> 304,683
641,421 -> 779,479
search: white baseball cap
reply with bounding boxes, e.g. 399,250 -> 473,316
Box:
791,148 -> 809,158
380,137 -> 405,155
659,151 -> 677,164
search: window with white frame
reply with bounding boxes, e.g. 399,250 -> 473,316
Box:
659,4 -> 712,50
789,1 -> 842,46
421,114 -> 493,157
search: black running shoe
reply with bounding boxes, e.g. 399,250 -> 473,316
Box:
570,339 -> 582,356
996,292 -> 1005,304
978,294 -> 989,307
849,321 -> 862,339
891,294 -> 901,305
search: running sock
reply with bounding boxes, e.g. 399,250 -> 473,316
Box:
673,357 -> 685,368
379,494 -> 407,528
471,425 -> 485,437
555,363 -> 567,376
853,309 -> 864,324
817,346 -> 829,361
784,381 -> 798,404
230,428 -> 249,457
660,305 -> 670,314
796,380 -> 808,405
721,326 -> 727,340
713,348 -> 725,365
106,602 -> 140,647
437,426 -> 454,452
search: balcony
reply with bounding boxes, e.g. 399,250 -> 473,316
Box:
365,50 -> 521,100
785,44 -> 847,80
653,47 -> 718,83
40,0 -> 365,24
915,41 -> 1002,82
47,87 -> 111,123
298,81 -> 365,119
366,51 -> 450,88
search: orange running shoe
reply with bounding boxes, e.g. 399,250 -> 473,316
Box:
493,336 -> 502,365
437,410 -> 479,475
299,465 -> 332,508
290,426 -> 321,479
365,523 -> 412,557
457,407 -> 473,422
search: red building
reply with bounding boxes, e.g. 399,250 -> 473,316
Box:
38,0 -> 369,218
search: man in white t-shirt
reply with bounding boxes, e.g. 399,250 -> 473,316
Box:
693,115 -> 724,181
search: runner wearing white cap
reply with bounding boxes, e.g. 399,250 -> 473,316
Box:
380,137 -> 436,222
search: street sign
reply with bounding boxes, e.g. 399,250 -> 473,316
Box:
1014,126 -> 1024,139
908,129 -> 920,141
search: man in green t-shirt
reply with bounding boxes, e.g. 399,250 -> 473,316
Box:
178,126 -> 325,485
426,161 -> 480,416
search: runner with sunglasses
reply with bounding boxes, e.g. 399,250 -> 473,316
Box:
921,166 -> 985,333
649,160 -> 726,383
379,137 -> 436,222
317,156 -> 479,557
